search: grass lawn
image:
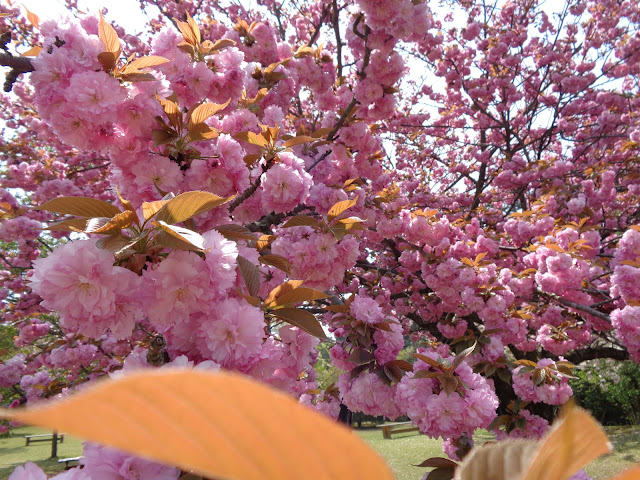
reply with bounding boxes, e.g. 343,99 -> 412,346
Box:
0,425 -> 638,479
0,427 -> 83,478
356,426 -> 640,480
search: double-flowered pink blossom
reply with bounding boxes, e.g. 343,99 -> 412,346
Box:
29,240 -> 141,339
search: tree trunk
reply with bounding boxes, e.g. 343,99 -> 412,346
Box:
50,431 -> 58,458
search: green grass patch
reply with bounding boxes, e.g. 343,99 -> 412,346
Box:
0,427 -> 83,478
357,426 -> 640,480
0,425 -> 637,478
584,426 -> 640,480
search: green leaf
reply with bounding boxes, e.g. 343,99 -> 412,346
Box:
515,417 -> 527,430
155,191 -> 235,224
496,368 -> 511,384
487,415 -> 509,431
271,308 -> 327,339
37,196 -> 122,218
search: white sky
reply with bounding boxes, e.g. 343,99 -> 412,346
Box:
21,0 -> 158,33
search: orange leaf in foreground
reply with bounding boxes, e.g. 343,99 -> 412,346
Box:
522,403 -> 612,480
0,369 -> 393,480
456,403 -> 612,480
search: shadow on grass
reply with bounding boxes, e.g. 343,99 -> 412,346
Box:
606,426 -> 640,458
0,446 -> 30,455
600,426 -> 640,468
0,458 -> 66,478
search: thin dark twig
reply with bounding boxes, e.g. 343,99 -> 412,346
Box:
307,96 -> 358,172
228,176 -> 262,213
306,4 -> 330,46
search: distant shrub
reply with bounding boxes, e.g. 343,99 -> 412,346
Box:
571,360 -> 640,425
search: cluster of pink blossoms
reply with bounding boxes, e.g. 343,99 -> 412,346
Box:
28,240 -> 141,340
395,349 -> 498,439
27,16 -> 321,215
4,0 -> 640,474
337,371 -> 401,420
610,229 -> 640,360
272,228 -> 360,290
0,354 -> 26,388
493,409 -> 549,441
8,447 -> 180,480
511,359 -> 573,405
610,307 -> 640,362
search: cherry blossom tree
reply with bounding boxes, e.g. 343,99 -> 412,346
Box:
1,0 -> 639,477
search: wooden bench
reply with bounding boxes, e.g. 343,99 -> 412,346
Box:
377,421 -> 420,439
58,457 -> 82,469
24,433 -> 65,446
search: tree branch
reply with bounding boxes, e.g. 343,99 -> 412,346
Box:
306,96 -> 358,172
565,347 -> 629,365
331,0 -> 343,79
536,289 -> 611,323
0,52 -> 34,92
306,4 -> 330,47
228,175 -> 262,214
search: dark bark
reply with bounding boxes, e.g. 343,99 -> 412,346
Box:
337,403 -> 353,425
566,347 -> 629,365
0,52 -> 34,92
